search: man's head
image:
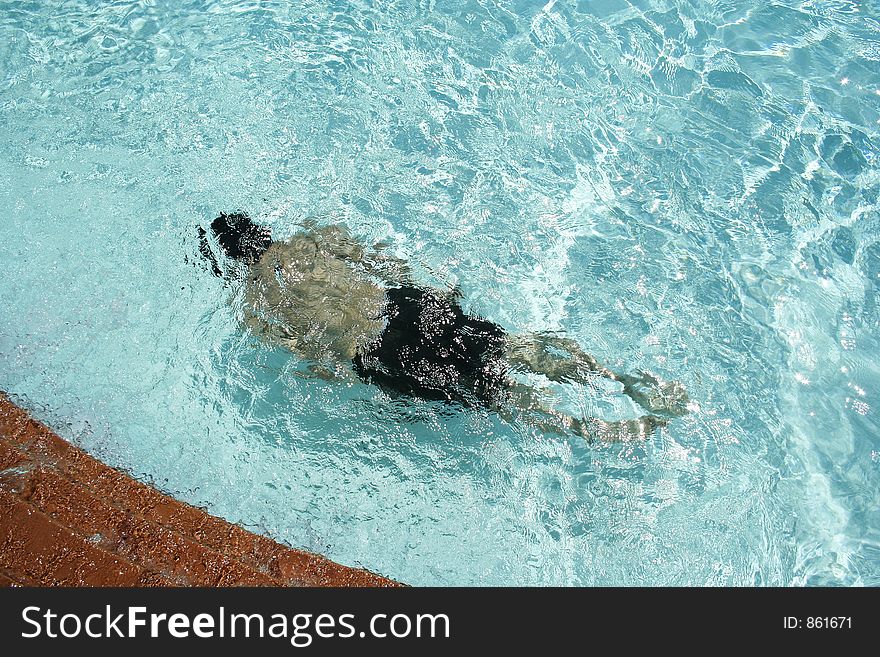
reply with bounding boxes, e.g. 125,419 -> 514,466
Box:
210,212 -> 272,263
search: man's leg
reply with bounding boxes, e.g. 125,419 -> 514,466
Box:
504,332 -> 690,417
496,382 -> 667,443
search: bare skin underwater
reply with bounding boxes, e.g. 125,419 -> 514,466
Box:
199,213 -> 690,443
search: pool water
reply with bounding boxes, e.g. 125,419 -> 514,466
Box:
1,0 -> 879,585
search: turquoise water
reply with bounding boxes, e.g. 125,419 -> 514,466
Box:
1,0 -> 879,585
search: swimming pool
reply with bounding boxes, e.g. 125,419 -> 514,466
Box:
1,0 -> 878,585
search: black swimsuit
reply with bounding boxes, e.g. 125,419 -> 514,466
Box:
352,286 -> 509,407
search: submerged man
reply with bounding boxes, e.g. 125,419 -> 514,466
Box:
199,212 -> 689,442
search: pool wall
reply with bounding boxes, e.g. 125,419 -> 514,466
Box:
0,392 -> 399,587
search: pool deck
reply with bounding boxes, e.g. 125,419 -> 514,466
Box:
0,393 -> 399,587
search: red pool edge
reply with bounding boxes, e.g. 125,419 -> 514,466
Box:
0,392 -> 401,587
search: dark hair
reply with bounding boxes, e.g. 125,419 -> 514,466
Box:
210,212 -> 272,262
197,212 -> 272,277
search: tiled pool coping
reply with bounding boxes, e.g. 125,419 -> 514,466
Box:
0,393 -> 400,587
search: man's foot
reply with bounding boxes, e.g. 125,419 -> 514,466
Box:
621,372 -> 690,417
